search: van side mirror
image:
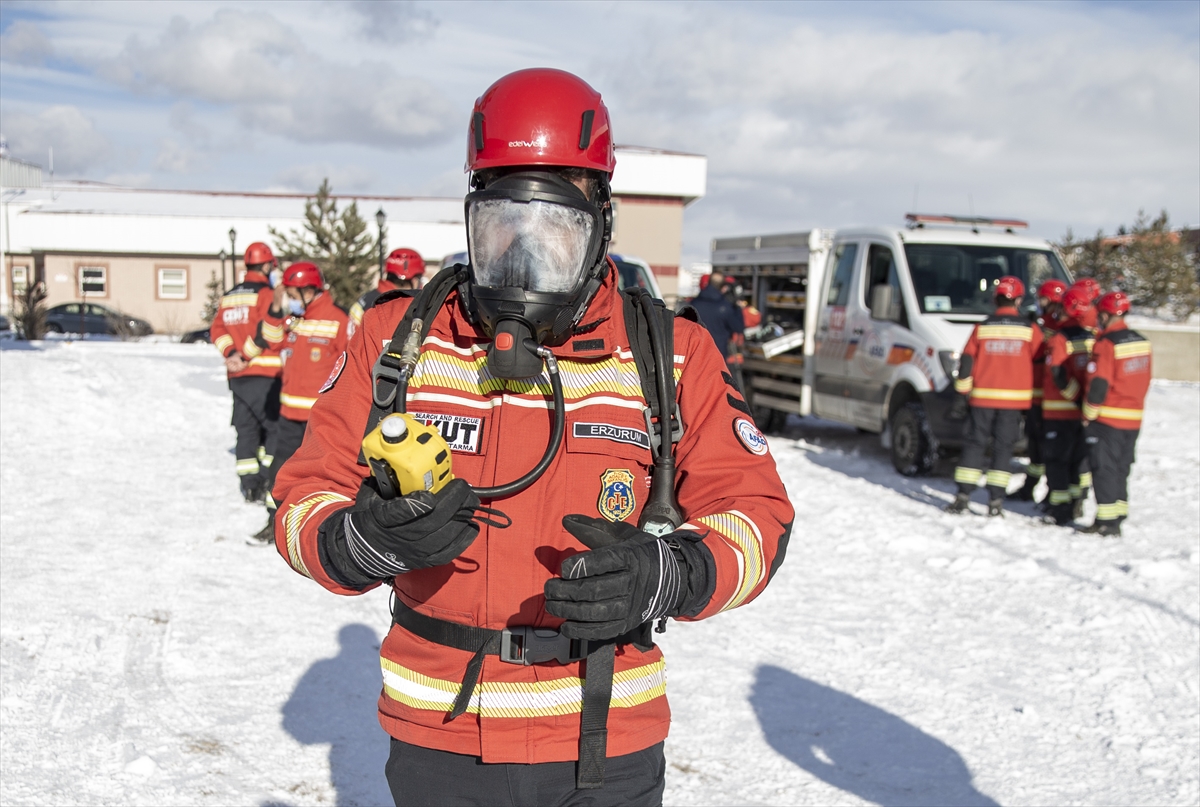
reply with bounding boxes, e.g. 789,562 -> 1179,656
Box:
870,285 -> 894,321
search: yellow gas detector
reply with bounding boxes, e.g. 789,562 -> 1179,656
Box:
361,413 -> 454,499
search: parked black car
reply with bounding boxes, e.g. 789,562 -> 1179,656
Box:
180,327 -> 210,344
44,303 -> 153,337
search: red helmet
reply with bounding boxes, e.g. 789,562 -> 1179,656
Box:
244,242 -> 276,268
467,69 -> 615,176
1038,279 -> 1067,303
1061,285 -> 1094,320
385,248 -> 425,281
282,262 -> 324,289
995,275 -> 1025,301
698,274 -> 711,290
1070,277 -> 1102,303
1097,290 -> 1131,316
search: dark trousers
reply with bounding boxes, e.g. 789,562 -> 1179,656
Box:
266,416 -> 307,510
1043,420 -> 1090,506
1026,406 -> 1045,477
1087,421 -> 1139,524
385,739 -> 666,807
229,375 -> 281,489
954,406 -> 1022,499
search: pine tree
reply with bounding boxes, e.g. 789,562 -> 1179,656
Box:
202,270 -> 223,324
270,179 -> 386,308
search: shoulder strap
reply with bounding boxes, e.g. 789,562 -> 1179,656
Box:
620,288 -> 682,454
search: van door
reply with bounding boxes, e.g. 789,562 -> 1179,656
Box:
812,241 -> 860,420
844,242 -> 909,430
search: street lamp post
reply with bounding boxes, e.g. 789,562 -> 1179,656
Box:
375,208 -> 386,281
218,249 -> 227,292
228,227 -> 237,288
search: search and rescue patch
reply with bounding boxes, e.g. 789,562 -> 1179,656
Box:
733,417 -> 769,456
598,469 -> 636,522
409,412 -> 483,454
572,422 -> 650,451
318,351 -> 347,393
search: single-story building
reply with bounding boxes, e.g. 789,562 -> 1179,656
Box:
1,147 -> 705,332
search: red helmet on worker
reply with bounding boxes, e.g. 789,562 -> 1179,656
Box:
385,248 -> 425,282
282,262 -> 324,289
994,275 -> 1025,302
1070,277 -> 1102,303
1097,290 -> 1131,316
1061,285 -> 1094,321
244,242 -> 277,269
1038,279 -> 1067,304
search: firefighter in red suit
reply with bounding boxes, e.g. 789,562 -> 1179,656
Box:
1014,279 -> 1067,503
349,248 -> 426,337
947,276 -> 1043,516
247,262 -> 350,544
209,242 -> 283,502
1041,286 -> 1096,526
1080,291 -> 1152,537
272,69 -> 793,806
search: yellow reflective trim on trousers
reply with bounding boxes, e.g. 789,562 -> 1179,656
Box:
261,454 -> 274,468
280,393 -> 317,410
1043,400 -> 1079,412
977,325 -> 1033,341
954,467 -> 982,484
1098,405 -> 1143,421
985,470 -> 1012,487
1027,464 -> 1045,477
1117,500 -> 1129,516
236,458 -> 260,475
1068,485 -> 1082,498
379,657 -> 667,718
1113,341 -> 1151,359
1078,472 -> 1092,488
954,378 -> 973,394
970,388 -> 1032,403
265,492 -> 276,508
1049,490 -> 1071,504
1096,502 -> 1122,520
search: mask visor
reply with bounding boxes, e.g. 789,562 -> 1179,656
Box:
468,198 -> 596,294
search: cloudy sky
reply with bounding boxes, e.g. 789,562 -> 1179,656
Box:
1,0 -> 1197,264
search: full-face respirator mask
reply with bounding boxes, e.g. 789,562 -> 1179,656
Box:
460,171 -> 612,379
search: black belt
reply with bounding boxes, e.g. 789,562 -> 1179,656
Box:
390,599 -> 651,789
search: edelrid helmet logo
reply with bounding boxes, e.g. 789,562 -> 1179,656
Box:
508,136 -> 547,149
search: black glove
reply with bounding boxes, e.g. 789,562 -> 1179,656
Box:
319,478 -> 481,587
544,515 -> 713,641
949,393 -> 969,420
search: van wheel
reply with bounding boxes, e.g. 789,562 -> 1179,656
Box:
890,402 -> 936,476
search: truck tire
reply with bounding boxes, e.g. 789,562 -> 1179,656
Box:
890,402 -> 937,476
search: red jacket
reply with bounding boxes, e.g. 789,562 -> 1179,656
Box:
348,278 -> 400,337
953,307 -> 1043,409
1030,317 -> 1060,406
1084,320 -> 1152,429
209,271 -> 283,378
272,264 -> 794,763
265,292 -> 349,421
1043,322 -> 1094,421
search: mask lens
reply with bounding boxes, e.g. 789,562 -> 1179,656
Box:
468,198 -> 595,294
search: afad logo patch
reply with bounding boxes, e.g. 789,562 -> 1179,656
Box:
733,417 -> 769,456
598,469 -> 636,523
318,351 -> 347,393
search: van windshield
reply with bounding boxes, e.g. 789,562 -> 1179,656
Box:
903,244 -> 1070,315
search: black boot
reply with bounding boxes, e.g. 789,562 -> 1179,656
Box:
1077,519 -> 1122,537
240,475 -> 265,504
1041,503 -> 1073,527
945,493 -> 971,514
247,512 -> 275,546
1011,474 -> 1040,502
987,498 -> 1004,517
1071,498 -> 1085,521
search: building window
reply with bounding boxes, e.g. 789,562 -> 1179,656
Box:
157,266 -> 188,300
78,265 -> 107,296
11,265 -> 29,297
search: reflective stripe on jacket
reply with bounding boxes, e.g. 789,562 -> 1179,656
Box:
263,293 -> 349,422
208,271 -> 283,378
953,308 -> 1043,409
1084,321 -> 1151,429
271,263 -> 794,764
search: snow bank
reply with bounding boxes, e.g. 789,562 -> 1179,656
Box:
1,341 -> 1196,806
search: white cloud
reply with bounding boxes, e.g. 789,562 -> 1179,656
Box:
100,9 -> 455,148
270,163 -> 375,193
342,0 -> 437,43
0,20 -> 53,66
2,105 -> 112,174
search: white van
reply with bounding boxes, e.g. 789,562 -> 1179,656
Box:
713,215 -> 1073,474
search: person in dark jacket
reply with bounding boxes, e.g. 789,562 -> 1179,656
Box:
690,272 -> 746,366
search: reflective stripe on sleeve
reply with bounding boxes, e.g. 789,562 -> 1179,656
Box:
242,336 -> 263,358
379,657 -> 666,718
1097,405 -> 1143,421
692,511 -> 765,613
954,378 -> 973,394
262,321 -> 285,343
1113,341 -> 1151,359
214,334 -> 234,354
281,492 -> 352,578
280,393 -> 318,410
1082,401 -> 1100,420
1061,378 -> 1080,400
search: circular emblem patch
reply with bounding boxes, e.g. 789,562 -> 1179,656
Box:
598,469 -> 636,522
1087,361 -> 1097,374
733,418 -> 769,456
318,351 -> 347,394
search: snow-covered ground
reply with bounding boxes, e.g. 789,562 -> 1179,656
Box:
1,340 -> 1197,806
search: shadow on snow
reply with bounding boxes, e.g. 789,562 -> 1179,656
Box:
751,665 -> 998,807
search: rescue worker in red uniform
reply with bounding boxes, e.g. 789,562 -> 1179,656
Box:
349,248 -> 426,336
1041,285 -> 1096,526
1070,277 -> 1103,332
947,276 -> 1043,516
272,69 -> 793,806
209,242 -> 283,502
249,262 -> 350,544
1014,279 -> 1067,502
1081,291 -> 1152,537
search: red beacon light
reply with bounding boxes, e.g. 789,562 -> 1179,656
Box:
905,213 -> 1029,233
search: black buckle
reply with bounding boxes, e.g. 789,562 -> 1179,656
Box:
371,348 -> 404,408
500,626 -> 589,666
